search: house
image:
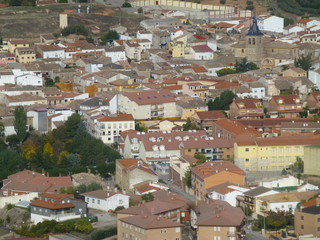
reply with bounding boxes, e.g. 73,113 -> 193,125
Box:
234,136 -> 320,172
283,67 -> 307,78
190,200 -> 245,240
191,110 -> 226,134
246,81 -> 266,99
124,40 -> 142,61
36,45 -> 65,59
140,18 -> 180,29
212,119 -> 260,139
176,97 -> 208,120
104,46 -> 126,63
280,121 -> 320,136
152,31 -> 171,49
241,186 -> 279,218
182,82 -> 209,100
257,15 -> 284,33
191,161 -> 245,200
268,94 -> 303,118
15,47 -> 36,63
3,93 -> 47,107
133,181 -> 169,195
0,53 -> 15,66
1,170 -> 73,196
295,199 -> 320,237
0,70 -> 15,85
189,45 -> 214,60
82,190 -> 129,211
30,193 -> 87,224
115,158 -> 158,192
207,183 -> 249,207
147,119 -> 186,132
8,39 -> 30,53
304,145 -> 320,177
229,98 -> 264,119
117,213 -> 183,240
114,90 -> 178,120
179,138 -> 234,161
256,191 -> 318,217
307,92 -> 320,112
297,19 -> 320,29
92,114 -> 135,144
12,68 -> 43,86
283,25 -> 304,35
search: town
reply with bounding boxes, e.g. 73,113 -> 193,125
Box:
0,0 -> 320,239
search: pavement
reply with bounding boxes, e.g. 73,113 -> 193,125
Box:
89,209 -> 117,229
244,225 -> 267,240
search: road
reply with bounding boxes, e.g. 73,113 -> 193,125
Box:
244,226 -> 267,240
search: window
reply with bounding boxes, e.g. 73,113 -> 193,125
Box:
97,200 -> 100,204
245,159 -> 249,162
318,227 -> 320,232
176,227 -> 180,233
92,199 -> 95,203
301,216 -> 304,220
188,148 -> 191,152
301,225 -> 304,230
245,148 -> 249,152
318,218 -> 320,222
119,200 -> 123,204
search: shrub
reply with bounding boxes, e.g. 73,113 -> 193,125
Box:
122,1 -> 132,7
137,7 -> 143,13
220,0 -> 226,4
90,227 -> 117,240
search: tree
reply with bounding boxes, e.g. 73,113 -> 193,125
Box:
141,192 -> 154,202
137,7 -> 143,13
65,113 -> 82,138
235,58 -> 259,73
135,122 -> 148,132
294,54 -> 313,71
0,122 -> 4,139
194,152 -> 206,164
185,170 -> 192,188
14,106 -> 27,143
291,156 -> 304,173
122,1 -> 132,7
216,68 -> 236,77
61,25 -> 88,37
101,30 -> 120,45
76,219 -> 93,233
182,118 -> 199,131
207,90 -> 236,110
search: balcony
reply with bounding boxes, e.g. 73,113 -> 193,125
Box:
227,231 -> 237,237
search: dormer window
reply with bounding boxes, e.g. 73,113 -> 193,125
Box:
278,99 -> 283,104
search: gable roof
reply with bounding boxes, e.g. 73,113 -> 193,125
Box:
122,90 -> 175,105
244,186 -> 273,197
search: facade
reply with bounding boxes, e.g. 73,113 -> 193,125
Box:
115,158 -> 158,192
189,45 -> 214,60
105,46 -> 126,63
307,92 -> 320,112
191,110 -> 226,135
257,15 -> 284,33
295,204 -> 320,237
234,136 -> 320,172
268,95 -> 303,118
229,98 -> 264,119
30,193 -> 87,224
36,45 -> 65,59
124,40 -> 142,61
117,214 -> 183,240
191,161 -> 245,200
304,145 -> 320,177
8,39 -> 30,53
15,47 -> 36,63
82,190 -> 129,211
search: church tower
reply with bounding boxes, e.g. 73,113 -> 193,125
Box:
246,16 -> 264,65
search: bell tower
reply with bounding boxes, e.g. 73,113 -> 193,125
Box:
246,16 -> 264,65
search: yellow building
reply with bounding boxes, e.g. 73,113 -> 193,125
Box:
304,145 -> 320,176
15,47 -> 36,63
8,40 -> 30,54
169,40 -> 185,58
234,136 -> 320,172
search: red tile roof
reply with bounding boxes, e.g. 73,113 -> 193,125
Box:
194,110 -> 226,120
122,90 -> 175,105
191,45 -> 214,53
30,199 -> 75,210
97,114 -> 134,122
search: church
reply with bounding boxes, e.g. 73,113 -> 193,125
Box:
233,16 -> 299,69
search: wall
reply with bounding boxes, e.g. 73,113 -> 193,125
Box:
304,146 -> 320,176
197,225 -> 237,240
0,192 -> 38,208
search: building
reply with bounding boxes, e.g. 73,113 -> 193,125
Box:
92,114 -> 135,144
307,92 -> 320,112
30,193 -> 87,224
295,199 -> 320,237
304,145 -> 320,177
124,40 -> 142,61
234,136 -> 320,172
191,161 -> 245,200
268,94 -> 303,118
105,46 -> 126,63
191,110 -> 226,135
8,39 -> 30,54
114,90 -> 178,120
257,191 -> 318,217
229,98 -> 264,119
115,158 -> 158,192
15,47 -> 36,63
82,190 -> 129,211
257,15 -> 284,33
36,45 -> 65,59
189,45 -> 214,60
246,16 -> 264,65
191,200 -> 245,240
117,213 -> 183,240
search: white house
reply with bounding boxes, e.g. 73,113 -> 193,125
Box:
36,45 -> 65,59
259,175 -> 318,190
247,82 -> 266,99
189,45 -> 214,60
207,184 -> 249,207
257,15 -> 284,33
136,30 -> 153,42
12,69 -> 43,86
82,190 -> 129,211
0,70 -> 15,86
308,68 -> 320,90
169,28 -> 184,41
283,25 -> 304,35
105,46 -> 126,63
297,19 -> 320,29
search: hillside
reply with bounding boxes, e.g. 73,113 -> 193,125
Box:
0,4 -> 144,42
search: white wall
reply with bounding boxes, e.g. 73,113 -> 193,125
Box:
0,74 -> 15,86
84,194 -> 129,211
105,51 -> 126,63
308,70 -> 320,90
13,69 -> 43,86
43,50 -> 65,59
0,192 -> 38,208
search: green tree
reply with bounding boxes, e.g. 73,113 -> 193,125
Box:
61,25 -> 88,36
182,118 -> 199,131
122,1 -> 132,7
101,30 -> 120,45
185,170 -> 192,188
135,122 -> 148,132
194,152 -> 206,164
216,68 -> 237,77
0,121 -> 4,138
294,54 -> 313,71
137,7 -> 143,13
291,156 -> 304,173
76,219 -> 93,233
235,58 -> 259,73
65,113 -> 82,138
87,182 -> 103,192
14,106 -> 27,143
141,192 -> 154,202
207,90 -> 236,110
